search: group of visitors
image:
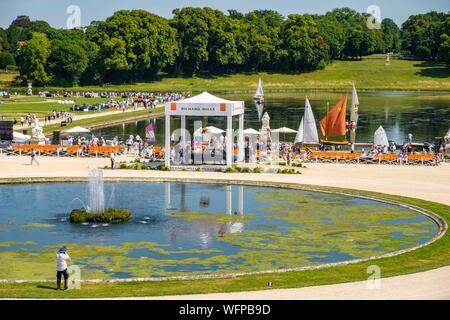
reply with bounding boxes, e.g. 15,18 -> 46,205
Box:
40,90 -> 186,102
15,111 -> 74,128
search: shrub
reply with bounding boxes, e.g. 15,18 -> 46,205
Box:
119,163 -> 128,169
156,165 -> 170,171
224,166 -> 238,173
70,208 -> 132,223
240,167 -> 252,173
253,167 -> 264,173
135,163 -> 143,170
277,168 -> 301,174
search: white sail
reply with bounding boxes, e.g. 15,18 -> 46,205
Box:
296,97 -> 319,144
295,117 -> 304,143
256,102 -> 264,121
374,126 -> 389,146
255,78 -> 264,97
303,97 -> 319,143
350,82 -> 360,144
351,82 -> 359,120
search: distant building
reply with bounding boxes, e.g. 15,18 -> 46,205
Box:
11,15 -> 30,27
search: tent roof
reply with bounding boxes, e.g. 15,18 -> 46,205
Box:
271,127 -> 297,133
176,91 -> 235,104
243,128 -> 261,135
66,126 -> 91,133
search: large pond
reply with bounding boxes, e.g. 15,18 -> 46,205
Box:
92,91 -> 450,145
0,182 -> 438,280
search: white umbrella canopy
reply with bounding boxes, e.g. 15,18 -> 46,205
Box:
272,127 -> 297,142
205,126 -> 225,134
271,127 -> 297,134
194,126 -> 225,136
66,126 -> 91,133
243,128 -> 261,135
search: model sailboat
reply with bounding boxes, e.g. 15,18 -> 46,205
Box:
295,97 -> 319,144
320,96 -> 348,144
374,126 -> 389,146
254,78 -> 264,104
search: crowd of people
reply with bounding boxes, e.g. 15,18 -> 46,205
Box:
37,90 -> 187,103
66,133 -> 161,160
14,111 -> 75,128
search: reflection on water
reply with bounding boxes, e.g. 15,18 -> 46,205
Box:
92,91 -> 450,144
0,182 -> 438,279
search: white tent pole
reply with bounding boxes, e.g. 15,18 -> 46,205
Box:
238,185 -> 244,215
165,182 -> 171,212
181,115 -> 186,146
238,113 -> 244,163
165,114 -> 171,168
226,185 -> 232,216
226,115 -> 233,167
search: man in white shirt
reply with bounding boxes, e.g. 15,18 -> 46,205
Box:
110,151 -> 115,169
56,246 -> 70,290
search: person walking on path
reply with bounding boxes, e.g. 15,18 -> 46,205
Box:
56,246 -> 70,290
110,151 -> 115,169
30,148 -> 39,166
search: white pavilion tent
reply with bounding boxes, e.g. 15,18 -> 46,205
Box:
164,91 -> 245,168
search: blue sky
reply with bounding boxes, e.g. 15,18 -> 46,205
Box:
0,0 -> 449,29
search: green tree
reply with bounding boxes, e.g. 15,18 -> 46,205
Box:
171,7 -> 211,74
18,32 -> 50,85
100,37 -> 129,82
0,28 -> 10,52
98,10 -> 178,81
401,12 -> 448,58
281,14 -> 328,71
244,10 -> 284,71
382,19 -> 401,52
47,40 -> 88,86
0,51 -> 15,68
79,40 -> 101,85
439,34 -> 450,65
315,14 -> 346,59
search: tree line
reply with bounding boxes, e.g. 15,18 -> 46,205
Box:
0,7 -> 448,87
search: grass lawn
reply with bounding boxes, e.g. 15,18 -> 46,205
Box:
0,96 -> 162,134
0,97 -> 116,119
0,185 -> 448,299
0,71 -> 17,86
40,107 -> 164,134
2,56 -> 449,93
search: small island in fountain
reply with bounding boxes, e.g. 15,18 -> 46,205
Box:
69,168 -> 131,224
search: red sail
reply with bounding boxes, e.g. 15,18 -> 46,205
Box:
320,96 -> 347,137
